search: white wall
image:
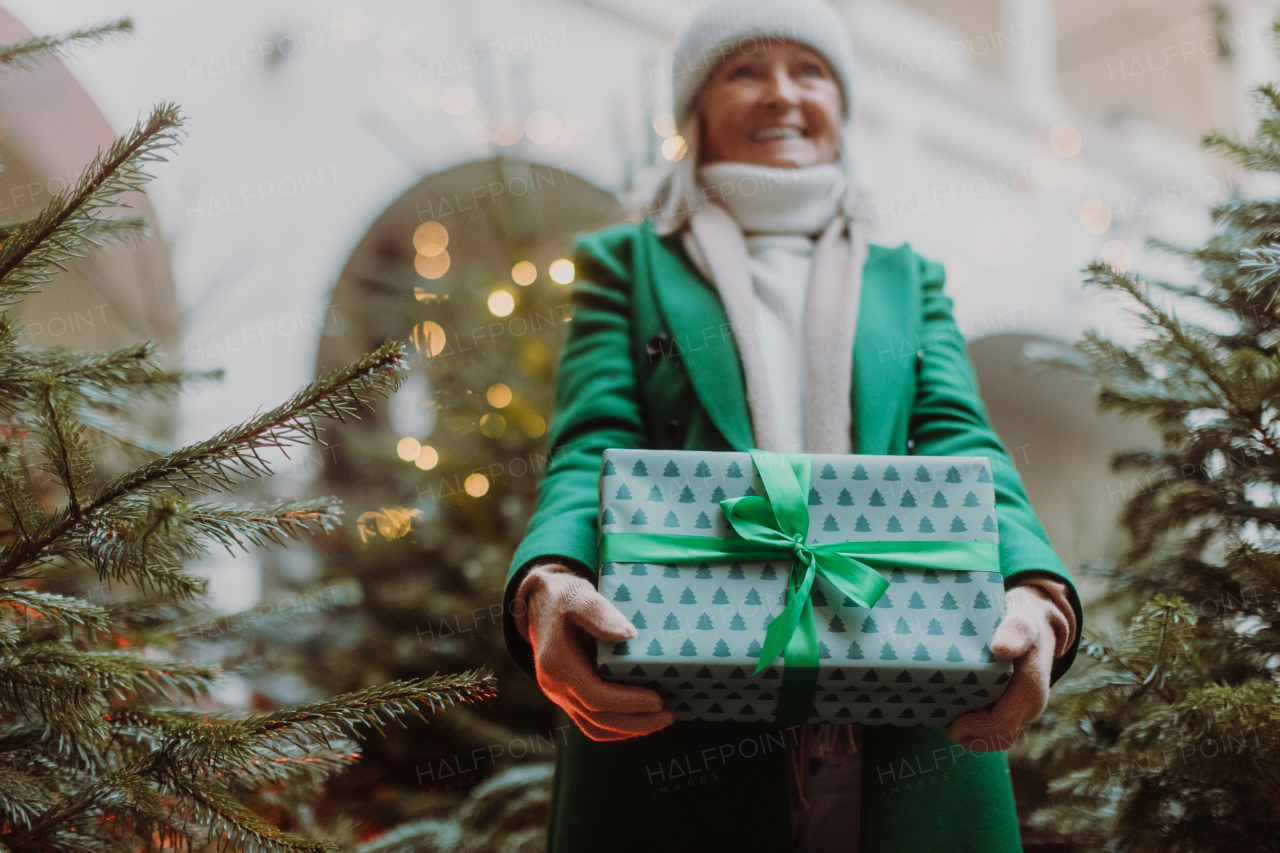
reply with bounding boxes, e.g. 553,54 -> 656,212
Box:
7,0 -> 1246,608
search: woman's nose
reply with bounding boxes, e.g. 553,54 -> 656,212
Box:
765,68 -> 803,106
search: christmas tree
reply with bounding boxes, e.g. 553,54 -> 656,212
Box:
0,21 -> 494,853
269,102 -> 628,833
1025,24 -> 1280,851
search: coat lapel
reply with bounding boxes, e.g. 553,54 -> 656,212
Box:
644,225 -> 755,452
644,228 -> 918,457
853,245 -> 918,455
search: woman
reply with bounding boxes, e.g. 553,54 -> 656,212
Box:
501,1 -> 1083,850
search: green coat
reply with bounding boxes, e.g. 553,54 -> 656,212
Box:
503,220 -> 1083,853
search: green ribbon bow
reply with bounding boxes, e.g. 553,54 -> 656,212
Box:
599,448 -> 999,724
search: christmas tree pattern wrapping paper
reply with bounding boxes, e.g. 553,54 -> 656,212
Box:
594,448 -> 1013,726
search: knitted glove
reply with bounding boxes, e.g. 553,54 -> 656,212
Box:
513,560 -> 676,741
946,575 -> 1077,752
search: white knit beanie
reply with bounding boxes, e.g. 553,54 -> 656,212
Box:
670,0 -> 857,134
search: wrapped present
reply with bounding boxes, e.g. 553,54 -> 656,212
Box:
593,447 -> 1012,726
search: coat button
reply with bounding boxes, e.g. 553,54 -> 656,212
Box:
647,332 -> 673,362
664,418 -> 682,445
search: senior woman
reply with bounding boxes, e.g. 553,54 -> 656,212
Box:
501,1 -> 1083,851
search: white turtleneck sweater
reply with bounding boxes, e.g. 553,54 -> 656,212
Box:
697,161 -> 846,454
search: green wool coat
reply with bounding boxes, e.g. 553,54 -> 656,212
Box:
502,219 -> 1084,853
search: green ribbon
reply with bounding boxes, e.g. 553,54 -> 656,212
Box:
599,448 -> 1000,724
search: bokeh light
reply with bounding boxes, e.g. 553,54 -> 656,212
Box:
1079,199 -> 1111,234
1101,240 -> 1132,272
333,4 -> 375,41
1050,123 -> 1082,157
440,82 -> 476,115
488,288 -> 515,316
490,113 -> 524,146
410,321 -> 447,356
549,259 -> 574,284
413,221 -> 448,256
396,437 -> 421,460
356,506 -> 422,542
479,412 -> 506,437
464,473 -> 490,497
415,250 -> 450,279
512,261 -> 537,285
662,135 -> 687,161
414,444 -> 439,470
486,383 -> 512,407
525,110 -> 563,145
653,113 -> 676,137
522,412 -> 546,437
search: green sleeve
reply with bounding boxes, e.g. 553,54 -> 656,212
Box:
905,249 -> 1084,685
502,224 -> 650,681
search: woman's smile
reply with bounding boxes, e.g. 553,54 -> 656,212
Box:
698,40 -> 843,168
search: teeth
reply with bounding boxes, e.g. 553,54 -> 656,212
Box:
752,127 -> 802,141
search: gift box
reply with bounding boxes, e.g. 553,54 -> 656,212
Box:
593,447 -> 1012,727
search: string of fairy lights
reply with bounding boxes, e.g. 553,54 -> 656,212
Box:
395,219 -> 570,497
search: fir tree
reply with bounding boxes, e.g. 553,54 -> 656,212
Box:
0,21 -> 494,853
1025,36 -> 1280,850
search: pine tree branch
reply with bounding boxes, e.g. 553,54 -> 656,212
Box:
87,342 -> 405,500
1125,600 -> 1175,705
0,337 -> 213,422
37,383 -> 89,519
1238,246 -> 1280,313
25,342 -> 191,403
37,496 -> 340,602
0,788 -> 97,851
0,659 -> 107,744
0,770 -> 57,828
3,645 -> 220,715
1085,262 -> 1261,418
179,498 -> 344,553
0,18 -> 132,69
231,750 -> 362,790
0,449 -> 42,546
0,766 -> 165,853
159,777 -> 330,853
0,102 -> 184,304
0,588 -> 112,639
188,671 -> 498,763
0,343 -> 406,581
161,580 -> 360,644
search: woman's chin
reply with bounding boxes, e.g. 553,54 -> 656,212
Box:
738,141 -> 822,168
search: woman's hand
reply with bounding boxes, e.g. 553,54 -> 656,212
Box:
946,578 -> 1075,752
515,562 -> 676,741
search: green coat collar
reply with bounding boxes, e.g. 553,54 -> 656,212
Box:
643,222 -> 919,455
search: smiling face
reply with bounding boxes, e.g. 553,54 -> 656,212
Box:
697,40 -> 843,168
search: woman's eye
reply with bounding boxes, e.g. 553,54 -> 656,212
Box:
798,62 -> 827,78
726,65 -> 757,80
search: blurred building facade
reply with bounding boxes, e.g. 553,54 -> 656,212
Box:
5,0 -> 1278,616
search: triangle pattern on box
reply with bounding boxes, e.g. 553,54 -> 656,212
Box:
595,449 -> 1008,726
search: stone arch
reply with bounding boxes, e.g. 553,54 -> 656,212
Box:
314,156 -> 627,503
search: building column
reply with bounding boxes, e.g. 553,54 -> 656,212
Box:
1001,0 -> 1059,113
